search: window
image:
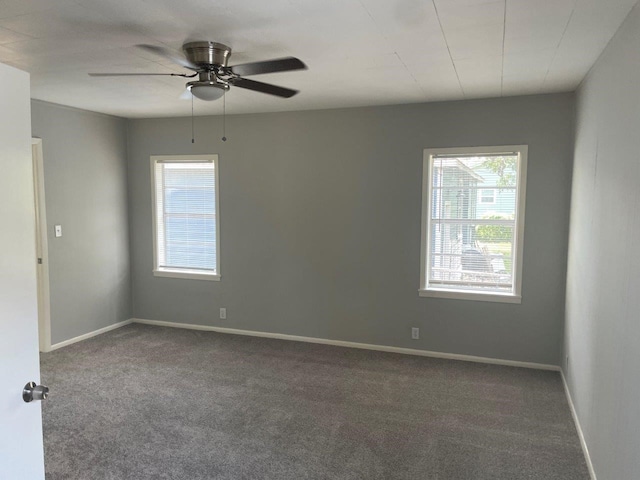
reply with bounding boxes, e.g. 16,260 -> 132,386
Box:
479,188 -> 496,204
419,146 -> 527,303
151,155 -> 220,281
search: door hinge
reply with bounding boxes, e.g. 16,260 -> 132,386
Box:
37,258 -> 43,264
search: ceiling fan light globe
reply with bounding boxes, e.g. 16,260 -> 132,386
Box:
189,83 -> 228,101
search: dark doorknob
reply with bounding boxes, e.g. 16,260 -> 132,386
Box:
23,382 -> 49,402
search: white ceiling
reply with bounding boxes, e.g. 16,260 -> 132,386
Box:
0,0 -> 636,118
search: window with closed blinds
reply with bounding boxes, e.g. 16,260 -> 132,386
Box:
151,155 -> 220,281
420,146 -> 527,303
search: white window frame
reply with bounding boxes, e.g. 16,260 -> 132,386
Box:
419,145 -> 528,303
150,154 -> 221,281
478,188 -> 496,204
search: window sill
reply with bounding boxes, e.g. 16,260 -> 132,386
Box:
153,269 -> 220,281
418,288 -> 521,304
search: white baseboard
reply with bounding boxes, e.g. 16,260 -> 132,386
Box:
131,318 -> 560,371
48,319 -> 133,351
561,370 -> 597,479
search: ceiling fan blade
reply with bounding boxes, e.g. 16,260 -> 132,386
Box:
231,78 -> 299,98
229,57 -> 306,76
137,44 -> 199,71
89,72 -> 194,77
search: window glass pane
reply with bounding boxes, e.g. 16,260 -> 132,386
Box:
479,189 -> 495,203
427,153 -> 519,294
165,188 -> 215,214
430,223 -> 513,292
165,243 -> 216,270
155,160 -> 218,273
165,217 -> 216,243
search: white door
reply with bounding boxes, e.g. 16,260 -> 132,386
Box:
0,63 -> 46,478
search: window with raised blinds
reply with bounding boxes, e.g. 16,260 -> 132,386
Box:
151,155 -> 220,281
420,146 -> 527,303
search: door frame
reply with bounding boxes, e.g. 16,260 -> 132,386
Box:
32,137 -> 52,352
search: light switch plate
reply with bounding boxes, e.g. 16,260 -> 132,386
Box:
54,225 -> 62,237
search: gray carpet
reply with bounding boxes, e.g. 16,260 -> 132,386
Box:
40,324 -> 589,479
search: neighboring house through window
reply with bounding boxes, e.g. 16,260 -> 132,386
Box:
151,154 -> 220,281
419,146 -> 527,303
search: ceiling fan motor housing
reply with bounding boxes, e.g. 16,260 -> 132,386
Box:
183,41 -> 232,69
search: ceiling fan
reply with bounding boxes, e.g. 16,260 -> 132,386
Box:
89,41 -> 307,101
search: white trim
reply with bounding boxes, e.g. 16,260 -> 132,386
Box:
561,370 -> 597,480
419,154 -> 430,299
32,138 -> 52,353
152,155 -> 217,163
131,318 -> 559,371
420,145 -> 528,303
153,269 -> 220,281
49,319 -> 133,351
150,154 -> 221,281
419,289 -> 521,304
514,146 -> 528,299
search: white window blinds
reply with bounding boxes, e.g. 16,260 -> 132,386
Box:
152,156 -> 219,278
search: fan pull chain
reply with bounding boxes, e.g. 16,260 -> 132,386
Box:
222,91 -> 227,142
191,92 -> 195,144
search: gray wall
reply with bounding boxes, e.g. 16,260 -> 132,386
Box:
564,3 -> 640,479
31,100 -> 131,345
127,93 -> 574,366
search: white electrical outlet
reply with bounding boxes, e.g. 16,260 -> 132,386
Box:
411,327 -> 419,340
219,308 -> 227,320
